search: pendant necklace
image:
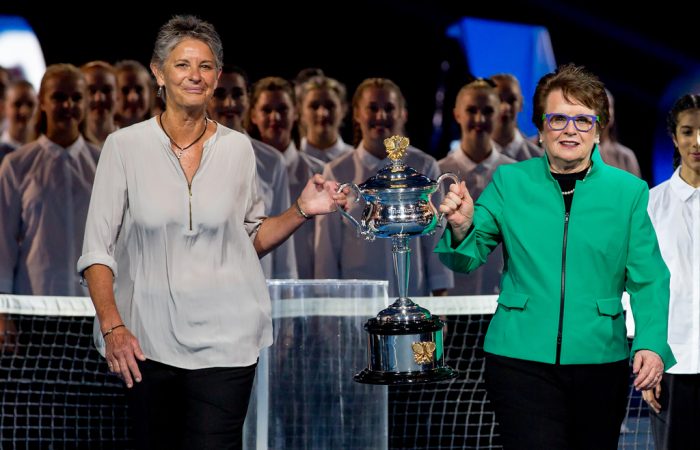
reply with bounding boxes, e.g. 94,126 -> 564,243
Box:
159,112 -> 208,159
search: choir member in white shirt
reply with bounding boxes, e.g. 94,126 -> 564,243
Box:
490,73 -> 543,161
248,76 -> 324,279
297,75 -> 353,163
438,78 -> 515,295
0,80 -> 37,161
0,64 -> 99,297
315,77 -> 454,297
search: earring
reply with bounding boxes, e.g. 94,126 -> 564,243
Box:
157,86 -> 163,98
594,137 -> 600,145
538,136 -> 542,145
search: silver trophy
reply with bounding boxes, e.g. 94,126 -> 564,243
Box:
337,135 -> 459,385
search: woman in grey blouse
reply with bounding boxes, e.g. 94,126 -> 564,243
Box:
77,16 -> 345,450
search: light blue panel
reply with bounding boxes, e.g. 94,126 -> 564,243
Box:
447,17 -> 556,138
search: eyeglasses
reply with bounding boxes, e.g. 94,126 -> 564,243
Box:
542,113 -> 599,132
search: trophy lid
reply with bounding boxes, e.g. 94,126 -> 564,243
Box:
359,136 -> 436,191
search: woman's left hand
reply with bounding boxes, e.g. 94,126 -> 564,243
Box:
297,174 -> 348,216
632,349 -> 664,391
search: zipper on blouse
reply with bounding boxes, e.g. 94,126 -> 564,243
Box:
177,161 -> 194,232
188,182 -> 193,231
556,211 -> 570,364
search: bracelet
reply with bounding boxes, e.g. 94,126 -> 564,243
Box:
102,324 -> 125,338
295,199 -> 312,220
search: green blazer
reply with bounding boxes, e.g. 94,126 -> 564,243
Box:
435,149 -> 675,369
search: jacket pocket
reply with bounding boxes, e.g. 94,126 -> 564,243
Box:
497,292 -> 529,311
596,297 -> 623,318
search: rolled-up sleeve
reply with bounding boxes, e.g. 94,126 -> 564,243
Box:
76,134 -> 127,278
243,143 -> 267,242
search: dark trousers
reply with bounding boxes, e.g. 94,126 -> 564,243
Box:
650,373 -> 700,450
125,359 -> 257,450
485,353 -> 628,450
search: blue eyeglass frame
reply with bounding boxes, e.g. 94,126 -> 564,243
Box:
542,113 -> 600,132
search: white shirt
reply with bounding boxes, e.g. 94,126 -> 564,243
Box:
315,143 -> 454,297
300,136 -> 353,163
0,135 -> 99,295
250,138 -> 297,279
280,143 -> 325,279
648,168 -> 700,374
491,130 -> 543,162
438,148 -> 516,295
77,119 -> 272,370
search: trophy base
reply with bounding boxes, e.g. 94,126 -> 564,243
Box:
353,366 -> 458,385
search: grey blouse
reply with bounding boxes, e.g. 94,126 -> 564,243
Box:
77,118 -> 272,369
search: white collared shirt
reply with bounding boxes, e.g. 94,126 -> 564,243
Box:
77,118 -> 271,369
0,135 -> 99,295
315,143 -> 454,297
280,142 -> 325,279
648,167 -> 700,374
438,148 -> 516,295
300,136 -> 353,163
491,130 -> 543,162
249,137 -> 297,279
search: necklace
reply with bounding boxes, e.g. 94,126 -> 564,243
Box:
559,165 -> 592,196
159,112 -> 208,159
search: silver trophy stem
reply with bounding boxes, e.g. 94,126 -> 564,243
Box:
391,235 -> 414,308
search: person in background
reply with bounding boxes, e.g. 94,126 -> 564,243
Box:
0,80 -> 38,161
293,67 -> 324,100
436,63 -> 674,449
645,93 -> 700,449
297,75 -> 353,163
315,77 -> 453,297
247,76 -> 324,279
490,73 -> 543,161
438,78 -> 515,295
78,16 -> 345,450
114,60 -> 152,128
598,88 -> 642,177
81,61 -> 118,146
0,63 -> 98,297
208,65 -> 297,279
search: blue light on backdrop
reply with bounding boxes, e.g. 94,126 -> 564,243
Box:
0,16 -> 45,89
446,17 -> 556,138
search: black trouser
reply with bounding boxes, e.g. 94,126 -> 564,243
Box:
650,373 -> 700,450
485,353 -> 628,450
125,359 -> 257,450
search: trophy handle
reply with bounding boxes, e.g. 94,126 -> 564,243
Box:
435,173 -> 460,226
336,182 -> 363,230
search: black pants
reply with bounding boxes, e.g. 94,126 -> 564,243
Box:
485,353 -> 628,450
650,373 -> 700,450
125,359 -> 257,450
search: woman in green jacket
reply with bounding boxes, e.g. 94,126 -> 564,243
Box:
436,64 -> 675,450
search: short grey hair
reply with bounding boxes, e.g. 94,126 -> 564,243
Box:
151,15 -> 223,71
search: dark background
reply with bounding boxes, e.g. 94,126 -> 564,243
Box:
4,0 -> 698,183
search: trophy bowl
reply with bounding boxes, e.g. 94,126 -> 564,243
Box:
336,136 -> 459,385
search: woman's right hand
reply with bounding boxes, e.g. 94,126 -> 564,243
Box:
438,181 -> 474,242
104,326 -> 146,388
